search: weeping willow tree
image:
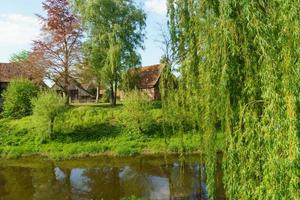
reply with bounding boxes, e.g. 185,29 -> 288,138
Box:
164,0 -> 299,199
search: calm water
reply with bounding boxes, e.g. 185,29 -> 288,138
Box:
0,155 -> 225,200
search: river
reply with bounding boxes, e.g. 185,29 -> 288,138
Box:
0,155 -> 226,200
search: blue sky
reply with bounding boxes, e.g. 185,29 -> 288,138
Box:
0,0 -> 168,66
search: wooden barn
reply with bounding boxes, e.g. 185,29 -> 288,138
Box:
51,77 -> 95,103
131,64 -> 163,100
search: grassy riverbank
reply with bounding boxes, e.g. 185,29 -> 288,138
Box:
0,104 -> 224,159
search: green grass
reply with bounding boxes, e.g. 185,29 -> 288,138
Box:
0,104 -> 224,160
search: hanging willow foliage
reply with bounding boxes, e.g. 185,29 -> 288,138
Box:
165,0 -> 299,199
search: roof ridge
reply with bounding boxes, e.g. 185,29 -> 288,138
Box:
131,64 -> 162,89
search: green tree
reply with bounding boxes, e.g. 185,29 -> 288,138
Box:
2,79 -> 39,119
167,0 -> 299,199
74,0 -> 146,106
120,69 -> 140,91
9,50 -> 30,63
32,91 -> 67,141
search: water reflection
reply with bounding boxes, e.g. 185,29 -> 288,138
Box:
0,155 -> 225,200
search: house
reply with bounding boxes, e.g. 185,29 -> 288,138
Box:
130,64 -> 163,100
0,63 -> 34,91
50,64 -> 164,103
51,77 -> 95,103
0,63 -> 43,106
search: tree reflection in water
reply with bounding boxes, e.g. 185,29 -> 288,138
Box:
0,155 -> 225,200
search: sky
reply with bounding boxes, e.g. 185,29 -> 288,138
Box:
0,0 -> 168,66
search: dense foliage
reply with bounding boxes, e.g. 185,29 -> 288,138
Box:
1,79 -> 39,119
122,91 -> 152,134
32,91 -> 67,141
74,0 -> 146,106
0,105 -> 213,159
167,0 -> 299,199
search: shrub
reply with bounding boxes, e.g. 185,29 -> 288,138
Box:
32,91 -> 67,141
2,79 -> 39,119
122,90 -> 152,134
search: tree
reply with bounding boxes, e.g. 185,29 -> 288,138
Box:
74,0 -> 146,106
167,0 -> 299,199
33,0 -> 83,103
2,79 -> 39,119
156,24 -> 177,68
120,69 -> 140,92
8,50 -> 46,85
9,50 -> 30,63
33,91 -> 67,141
158,24 -> 178,101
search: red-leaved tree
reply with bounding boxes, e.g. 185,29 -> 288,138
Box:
33,0 -> 82,101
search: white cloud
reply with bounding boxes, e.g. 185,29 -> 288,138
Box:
145,0 -> 167,15
0,14 -> 40,62
0,14 -> 40,46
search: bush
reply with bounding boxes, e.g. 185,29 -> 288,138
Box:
2,79 -> 39,119
122,90 -> 152,134
32,91 -> 67,141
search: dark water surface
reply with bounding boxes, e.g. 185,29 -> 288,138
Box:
0,155 -> 225,200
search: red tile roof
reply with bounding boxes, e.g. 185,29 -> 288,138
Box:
132,64 -> 163,89
0,63 -> 33,82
